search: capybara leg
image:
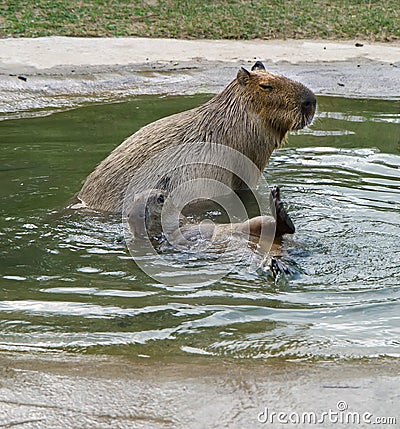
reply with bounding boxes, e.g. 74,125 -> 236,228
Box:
270,257 -> 298,278
271,186 -> 295,237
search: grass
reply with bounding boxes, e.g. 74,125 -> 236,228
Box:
0,0 -> 399,41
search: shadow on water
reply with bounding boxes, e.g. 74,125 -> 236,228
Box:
0,95 -> 399,361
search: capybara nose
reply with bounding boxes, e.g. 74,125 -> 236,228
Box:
301,92 -> 317,116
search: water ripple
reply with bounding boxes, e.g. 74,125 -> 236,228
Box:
1,95 -> 399,361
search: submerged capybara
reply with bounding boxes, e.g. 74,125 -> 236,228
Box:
127,186 -> 297,277
127,186 -> 295,247
78,61 -> 316,213
128,187 -> 275,246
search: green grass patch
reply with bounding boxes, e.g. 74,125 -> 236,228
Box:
0,0 -> 399,41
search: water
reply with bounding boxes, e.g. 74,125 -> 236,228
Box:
1,95 -> 399,361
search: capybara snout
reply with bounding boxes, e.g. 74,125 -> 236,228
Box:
301,90 -> 316,116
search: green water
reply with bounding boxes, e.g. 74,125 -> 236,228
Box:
1,95 -> 399,361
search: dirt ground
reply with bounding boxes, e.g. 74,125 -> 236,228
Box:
0,353 -> 399,428
1,37 -> 399,117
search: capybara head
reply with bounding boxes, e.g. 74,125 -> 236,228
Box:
236,61 -> 316,141
127,189 -> 166,239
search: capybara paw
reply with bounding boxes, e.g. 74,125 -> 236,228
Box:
271,186 -> 295,237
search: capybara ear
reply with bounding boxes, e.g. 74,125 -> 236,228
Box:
251,61 -> 266,71
237,67 -> 251,86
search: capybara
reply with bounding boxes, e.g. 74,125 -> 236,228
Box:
127,186 -> 295,247
79,61 -> 316,213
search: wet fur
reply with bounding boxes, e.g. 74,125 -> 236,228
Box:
127,189 -> 276,248
79,63 -> 315,212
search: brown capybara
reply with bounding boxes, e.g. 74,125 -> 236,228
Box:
127,187 -> 274,247
78,61 -> 316,213
127,186 -> 294,248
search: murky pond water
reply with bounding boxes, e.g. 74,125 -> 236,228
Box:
1,95 -> 399,361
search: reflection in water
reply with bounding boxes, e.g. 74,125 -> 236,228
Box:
0,96 -> 399,361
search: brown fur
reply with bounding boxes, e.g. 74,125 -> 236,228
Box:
79,62 -> 316,212
170,216 -> 276,248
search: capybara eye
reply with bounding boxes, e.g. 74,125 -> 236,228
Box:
259,83 -> 273,91
157,195 -> 165,204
